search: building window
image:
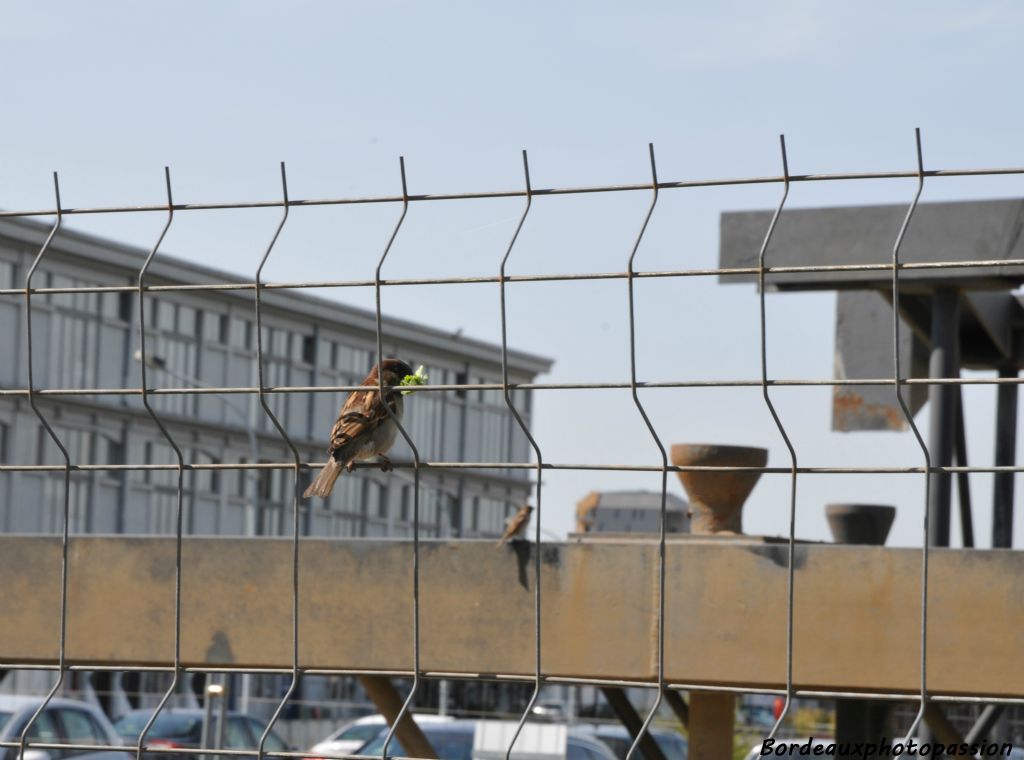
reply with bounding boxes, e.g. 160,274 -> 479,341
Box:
118,292 -> 134,322
0,260 -> 15,288
257,462 -> 273,501
156,300 -> 176,331
194,450 -> 222,494
400,485 -> 411,522
302,335 -> 316,365
35,427 -> 47,465
178,305 -> 197,336
230,317 -> 247,347
202,312 -> 227,343
237,458 -> 248,498
106,436 -> 125,466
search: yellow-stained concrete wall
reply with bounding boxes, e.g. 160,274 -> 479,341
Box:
0,536 -> 1020,697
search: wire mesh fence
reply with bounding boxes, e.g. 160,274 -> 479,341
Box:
0,130 -> 1022,760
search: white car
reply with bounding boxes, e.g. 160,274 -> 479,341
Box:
0,695 -> 127,760
307,714 -> 453,759
358,719 -> 618,760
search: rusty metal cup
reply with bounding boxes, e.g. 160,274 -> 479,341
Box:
670,444 -> 768,534
825,504 -> 896,546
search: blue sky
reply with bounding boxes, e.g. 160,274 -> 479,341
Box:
2,1 -> 1023,546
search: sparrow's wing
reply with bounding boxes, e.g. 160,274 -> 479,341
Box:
497,507 -> 530,546
329,388 -> 399,453
505,507 -> 528,534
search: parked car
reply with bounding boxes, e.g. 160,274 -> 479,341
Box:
0,695 -> 127,760
307,714 -> 453,759
576,725 -> 687,760
114,708 -> 290,760
357,719 -> 618,760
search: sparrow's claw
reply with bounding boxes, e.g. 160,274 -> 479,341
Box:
378,455 -> 393,473
345,460 -> 357,473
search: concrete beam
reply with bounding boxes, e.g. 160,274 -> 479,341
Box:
1,536 -> 1022,697
719,200 -> 1024,290
832,290 -> 927,431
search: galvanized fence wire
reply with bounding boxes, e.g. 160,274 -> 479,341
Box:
622,144 -> 669,760
132,167 -> 187,760
2,134 -> 1023,760
5,254 -> 1024,296
16,173 -> 72,760
372,158 -> 424,760
498,152 -> 545,760
758,136 -> 797,743
890,129 -> 932,744
252,163 -> 304,760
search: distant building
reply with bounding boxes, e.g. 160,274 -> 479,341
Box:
0,216 -> 551,543
575,490 -> 690,534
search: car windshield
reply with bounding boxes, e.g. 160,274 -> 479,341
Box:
114,712 -> 203,741
594,732 -> 686,760
334,723 -> 384,743
0,712 -> 12,730
359,728 -> 472,760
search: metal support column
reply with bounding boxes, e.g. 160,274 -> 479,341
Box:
835,700 -> 892,748
927,287 -> 960,548
923,704 -> 966,746
993,366 -> 1019,548
357,676 -> 438,760
687,691 -> 734,760
954,388 -> 975,547
599,688 -> 668,760
965,705 -> 1006,746
828,504 -> 894,747
661,688 -> 689,730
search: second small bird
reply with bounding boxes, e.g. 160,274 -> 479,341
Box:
497,504 -> 534,546
303,358 -> 414,499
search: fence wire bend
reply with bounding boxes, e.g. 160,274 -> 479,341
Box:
17,172 -> 72,760
890,129 -> 933,745
759,135 -> 797,742
622,143 -> 670,760
498,150 -> 545,760
131,166 -> 190,760
372,157 -> 426,760
252,162 -> 306,760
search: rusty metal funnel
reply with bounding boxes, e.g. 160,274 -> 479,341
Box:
825,504 -> 896,546
670,444 -> 768,534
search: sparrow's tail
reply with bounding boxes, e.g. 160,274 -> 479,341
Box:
304,459 -> 344,499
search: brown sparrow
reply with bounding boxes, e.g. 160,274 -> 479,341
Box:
497,504 -> 533,546
303,358 -> 414,499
